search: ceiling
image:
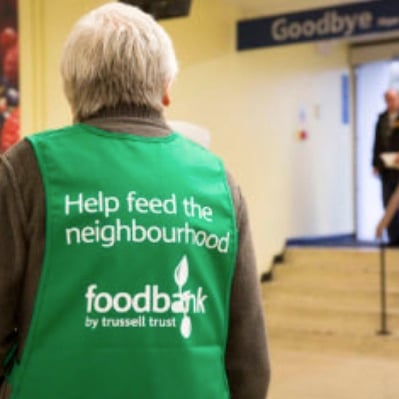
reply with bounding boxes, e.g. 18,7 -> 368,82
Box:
225,0 -> 370,18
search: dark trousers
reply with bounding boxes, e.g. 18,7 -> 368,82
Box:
382,176 -> 399,245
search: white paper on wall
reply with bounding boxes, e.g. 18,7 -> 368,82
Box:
168,120 -> 211,149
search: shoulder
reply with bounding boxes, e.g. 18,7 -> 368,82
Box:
1,138 -> 43,213
225,169 -> 242,218
174,133 -> 218,159
27,125 -> 78,145
174,134 -> 244,221
1,138 -> 42,192
2,139 -> 37,175
378,111 -> 388,121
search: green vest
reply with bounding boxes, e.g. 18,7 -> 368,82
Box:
8,124 -> 238,399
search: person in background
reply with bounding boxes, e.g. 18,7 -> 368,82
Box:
0,3 -> 270,399
372,89 -> 399,245
376,183 -> 399,240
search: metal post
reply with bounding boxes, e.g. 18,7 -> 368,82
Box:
377,242 -> 390,335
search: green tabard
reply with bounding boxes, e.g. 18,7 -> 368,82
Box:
8,124 -> 238,399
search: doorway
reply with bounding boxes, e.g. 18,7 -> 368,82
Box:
355,60 -> 399,241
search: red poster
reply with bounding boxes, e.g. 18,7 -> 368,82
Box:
0,0 -> 19,153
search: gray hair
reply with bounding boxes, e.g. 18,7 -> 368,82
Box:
60,2 -> 178,121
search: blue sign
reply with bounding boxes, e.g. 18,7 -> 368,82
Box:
341,74 -> 350,125
238,0 -> 399,51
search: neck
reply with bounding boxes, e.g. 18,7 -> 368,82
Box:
81,104 -> 171,137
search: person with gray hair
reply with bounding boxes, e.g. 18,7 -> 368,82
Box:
61,2 -> 178,121
0,3 -> 270,399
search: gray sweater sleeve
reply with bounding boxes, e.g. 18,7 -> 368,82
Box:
0,139 -> 270,398
225,173 -> 270,398
0,154 -> 26,382
0,141 -> 46,396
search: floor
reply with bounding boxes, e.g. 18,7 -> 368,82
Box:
265,245 -> 399,399
267,346 -> 399,399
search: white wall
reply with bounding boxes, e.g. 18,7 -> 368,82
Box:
20,0 -> 107,133
163,1 -> 354,272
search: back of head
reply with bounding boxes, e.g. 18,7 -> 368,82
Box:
385,89 -> 399,114
60,2 -> 178,122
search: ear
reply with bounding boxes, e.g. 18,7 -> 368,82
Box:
162,83 -> 171,107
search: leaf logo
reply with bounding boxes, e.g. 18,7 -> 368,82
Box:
180,315 -> 192,339
174,255 -> 189,288
174,255 -> 192,339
